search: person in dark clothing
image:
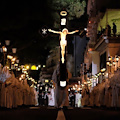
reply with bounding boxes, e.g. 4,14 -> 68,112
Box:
69,92 -> 74,106
44,92 -> 48,106
106,24 -> 111,37
38,92 -> 44,106
112,22 -> 117,37
73,91 -> 76,107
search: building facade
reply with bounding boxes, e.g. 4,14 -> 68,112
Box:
81,0 -> 120,88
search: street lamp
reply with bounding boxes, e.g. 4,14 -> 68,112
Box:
5,40 -> 10,46
12,48 -> 17,54
16,59 -> 19,64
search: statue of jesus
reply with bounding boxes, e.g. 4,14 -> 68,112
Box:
48,28 -> 79,63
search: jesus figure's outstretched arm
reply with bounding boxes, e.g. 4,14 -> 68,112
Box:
48,29 -> 61,34
68,30 -> 79,34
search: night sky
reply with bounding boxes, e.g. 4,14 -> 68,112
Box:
0,1 -> 88,65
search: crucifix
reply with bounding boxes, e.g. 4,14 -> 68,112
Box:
48,28 -> 79,63
46,10 -> 80,108
48,11 -> 79,88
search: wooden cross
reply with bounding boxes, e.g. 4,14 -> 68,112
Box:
48,11 -> 79,87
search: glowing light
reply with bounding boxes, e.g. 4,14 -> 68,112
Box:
109,63 -> 112,66
45,86 -> 48,91
42,29 -> 47,34
38,65 -> 41,68
106,61 -> 110,65
115,55 -> 119,61
40,87 -> 42,90
45,79 -> 49,83
60,81 -> 66,87
11,62 -> 15,64
73,86 -> 75,90
23,71 -> 27,74
22,68 -> 27,71
113,61 -> 116,65
81,84 -> 84,87
14,64 -> 18,67
7,55 -> 13,59
11,57 -> 16,62
60,11 -> 67,16
89,21 -> 91,23
105,73 -> 108,77
43,65 -> 46,68
31,65 -> 37,70
101,68 -> 106,72
84,82 -> 87,84
36,67 -> 38,70
7,66 -> 9,69
84,28 -> 87,31
75,84 -> 77,87
2,46 -> 7,52
99,72 -> 101,75
78,88 -> 80,91
21,74 -> 25,78
26,75 -> 29,77
26,65 -> 30,70
88,48 -> 92,51
61,18 -> 66,25
30,84 -> 34,87
108,56 -> 112,61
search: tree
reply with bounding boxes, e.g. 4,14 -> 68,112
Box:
47,0 -> 86,28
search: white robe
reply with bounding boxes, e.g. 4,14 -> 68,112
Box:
75,93 -> 82,107
48,89 -> 55,106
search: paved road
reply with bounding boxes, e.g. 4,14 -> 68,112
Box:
63,107 -> 120,120
0,106 -> 120,120
0,106 -> 58,120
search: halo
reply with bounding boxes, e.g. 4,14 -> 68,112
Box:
62,28 -> 68,33
60,11 -> 67,16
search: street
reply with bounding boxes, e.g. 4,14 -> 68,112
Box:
0,106 -> 120,120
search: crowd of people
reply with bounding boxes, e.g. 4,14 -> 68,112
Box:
97,22 -> 117,39
38,88 -> 83,108
2,62 -> 120,109
68,91 -> 82,107
81,70 -> 120,108
0,64 -> 38,109
38,87 -> 55,107
0,63 -> 82,109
